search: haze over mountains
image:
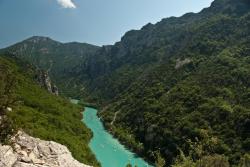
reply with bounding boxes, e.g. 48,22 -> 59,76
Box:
1,0 -> 250,166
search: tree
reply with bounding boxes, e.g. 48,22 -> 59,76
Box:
0,65 -> 17,115
172,153 -> 230,167
0,64 -> 17,143
239,154 -> 250,167
155,151 -> 166,167
198,155 -> 230,167
172,150 -> 196,167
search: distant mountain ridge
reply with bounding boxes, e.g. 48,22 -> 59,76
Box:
0,55 -> 100,166
1,0 -> 250,166
1,36 -> 100,97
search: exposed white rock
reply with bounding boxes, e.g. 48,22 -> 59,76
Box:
6,107 -> 12,112
175,58 -> 192,69
0,145 -> 17,166
0,131 -> 92,167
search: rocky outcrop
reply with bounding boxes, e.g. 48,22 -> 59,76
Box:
37,70 -> 52,92
0,145 -> 17,166
0,131 -> 92,167
175,58 -> 192,69
37,70 -> 59,96
51,85 -> 59,96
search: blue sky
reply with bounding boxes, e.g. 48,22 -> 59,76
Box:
0,0 -> 214,48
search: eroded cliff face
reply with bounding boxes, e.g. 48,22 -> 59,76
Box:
37,70 -> 59,96
0,131 -> 92,167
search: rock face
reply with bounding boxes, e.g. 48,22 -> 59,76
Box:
37,70 -> 59,96
0,131 -> 92,167
175,58 -> 192,69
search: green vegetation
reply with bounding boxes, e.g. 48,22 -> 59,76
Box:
172,153 -> 250,167
1,0 -> 250,166
95,0 -> 250,166
125,164 -> 138,167
0,56 -> 100,166
0,36 -> 100,98
172,154 -> 230,167
0,56 -> 18,143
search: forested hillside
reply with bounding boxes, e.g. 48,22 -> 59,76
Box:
97,0 -> 250,165
2,0 -> 250,166
88,0 -> 250,165
0,55 -> 100,167
1,37 -> 100,98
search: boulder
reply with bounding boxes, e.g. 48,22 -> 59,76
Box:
0,131 -> 92,167
0,145 -> 17,167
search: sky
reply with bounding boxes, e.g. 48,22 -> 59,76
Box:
0,0 -> 214,48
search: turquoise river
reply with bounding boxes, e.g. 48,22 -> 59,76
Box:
82,107 -> 154,167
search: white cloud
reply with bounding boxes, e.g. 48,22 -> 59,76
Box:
57,0 -> 76,8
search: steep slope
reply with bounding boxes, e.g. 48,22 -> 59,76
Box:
0,55 -> 100,167
2,0 -> 250,166
67,0 -> 250,103
78,0 -> 250,165
1,37 -> 100,98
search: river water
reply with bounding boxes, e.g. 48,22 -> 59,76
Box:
82,107 -> 154,167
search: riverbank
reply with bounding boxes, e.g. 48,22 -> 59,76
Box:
97,106 -> 156,166
82,107 -> 154,167
71,99 -> 154,166
100,118 -> 155,166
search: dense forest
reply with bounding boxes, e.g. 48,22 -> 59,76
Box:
1,0 -> 250,166
1,37 -> 100,98
0,55 -> 100,167
97,0 -> 250,166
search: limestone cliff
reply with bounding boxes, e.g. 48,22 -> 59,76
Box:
37,70 -> 59,96
0,131 -> 92,167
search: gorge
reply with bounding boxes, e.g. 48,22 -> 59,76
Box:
0,0 -> 250,166
83,107 -> 153,167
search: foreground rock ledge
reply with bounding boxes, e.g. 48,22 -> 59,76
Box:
0,131 -> 92,167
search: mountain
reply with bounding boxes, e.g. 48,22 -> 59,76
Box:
0,55 -> 100,166
80,0 -> 249,165
2,0 -> 250,166
63,0 -> 250,102
1,36 -> 100,98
